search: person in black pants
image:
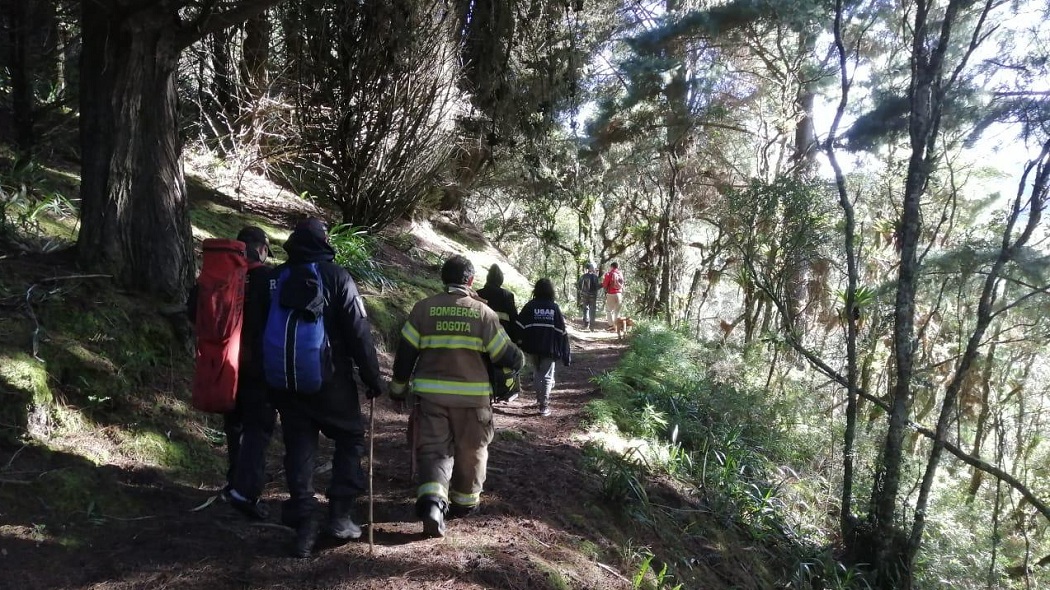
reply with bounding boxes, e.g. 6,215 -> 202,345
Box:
188,226 -> 276,520
265,218 -> 385,557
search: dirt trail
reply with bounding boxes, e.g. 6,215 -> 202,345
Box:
6,326 -> 632,590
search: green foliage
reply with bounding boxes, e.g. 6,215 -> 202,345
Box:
289,0 -> 461,229
0,159 -> 78,251
329,224 -> 391,288
585,323 -> 873,587
632,551 -> 684,590
791,551 -> 873,590
584,443 -> 651,515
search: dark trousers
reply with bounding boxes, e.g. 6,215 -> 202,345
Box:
581,295 -> 598,328
223,380 -> 276,500
275,392 -> 366,523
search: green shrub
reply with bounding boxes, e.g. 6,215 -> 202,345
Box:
330,224 -> 391,288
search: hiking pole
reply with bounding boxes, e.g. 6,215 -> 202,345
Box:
368,397 -> 375,555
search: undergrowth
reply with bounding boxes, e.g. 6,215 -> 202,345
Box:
584,323 -> 866,589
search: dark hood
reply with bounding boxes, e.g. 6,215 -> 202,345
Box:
283,222 -> 336,263
484,264 -> 504,289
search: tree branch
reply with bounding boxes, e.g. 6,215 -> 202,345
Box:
177,0 -> 285,49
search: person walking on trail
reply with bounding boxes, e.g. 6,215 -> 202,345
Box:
516,278 -> 571,417
602,261 -> 626,329
477,264 -> 523,403
389,255 -> 525,538
476,264 -> 519,342
263,218 -> 385,558
576,262 -> 601,331
188,226 -> 276,521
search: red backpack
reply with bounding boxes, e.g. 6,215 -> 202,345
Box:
191,239 -> 249,413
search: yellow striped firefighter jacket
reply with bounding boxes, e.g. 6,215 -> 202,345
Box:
390,285 -> 525,408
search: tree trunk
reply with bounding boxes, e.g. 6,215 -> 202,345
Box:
239,12 -> 270,155
966,340 -> 999,501
209,28 -> 237,152
2,0 -> 33,162
782,29 -> 819,329
77,2 -> 193,302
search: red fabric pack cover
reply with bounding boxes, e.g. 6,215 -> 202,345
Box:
192,239 -> 248,413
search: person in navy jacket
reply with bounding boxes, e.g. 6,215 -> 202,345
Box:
515,278 -> 571,416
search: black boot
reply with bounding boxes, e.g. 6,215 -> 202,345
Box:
448,503 -> 478,520
326,498 -> 362,540
293,512 -> 321,558
416,495 -> 446,538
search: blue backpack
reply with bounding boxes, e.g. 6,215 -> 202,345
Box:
263,263 -> 333,393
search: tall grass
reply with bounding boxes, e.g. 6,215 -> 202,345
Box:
329,224 -> 391,288
585,323 -> 855,587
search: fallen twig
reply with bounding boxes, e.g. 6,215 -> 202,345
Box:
22,274 -> 112,359
38,274 -> 113,283
0,478 -> 31,485
101,514 -> 158,522
26,284 -> 41,360
596,562 -> 631,586
2,443 -> 27,471
190,494 -> 220,512
249,522 -> 295,532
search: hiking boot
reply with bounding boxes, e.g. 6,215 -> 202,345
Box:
221,485 -> 269,521
538,406 -> 551,417
448,504 -> 478,520
293,513 -> 321,558
416,495 -> 446,538
422,503 -> 446,538
326,499 -> 362,540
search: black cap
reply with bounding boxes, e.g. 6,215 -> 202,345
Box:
441,255 -> 475,285
237,226 -> 271,255
293,217 -> 329,242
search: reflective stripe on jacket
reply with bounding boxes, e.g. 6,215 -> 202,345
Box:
391,286 -> 524,408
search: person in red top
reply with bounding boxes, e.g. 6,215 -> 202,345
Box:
602,261 -> 625,329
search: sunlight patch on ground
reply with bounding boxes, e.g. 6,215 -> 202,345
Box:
577,426 -> 665,466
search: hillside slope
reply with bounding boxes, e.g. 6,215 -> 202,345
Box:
1,162 -> 789,589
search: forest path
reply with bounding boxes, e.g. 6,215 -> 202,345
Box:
8,323 -> 634,590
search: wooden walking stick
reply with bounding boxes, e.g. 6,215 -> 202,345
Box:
368,397 -> 375,554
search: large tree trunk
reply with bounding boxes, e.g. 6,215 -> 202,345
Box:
77,2 -> 193,302
2,0 -> 33,162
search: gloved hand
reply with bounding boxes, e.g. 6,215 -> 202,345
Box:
388,380 -> 408,413
389,380 -> 407,399
366,383 -> 385,400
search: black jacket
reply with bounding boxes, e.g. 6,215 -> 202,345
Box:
516,298 -> 571,365
477,271 -> 519,342
268,229 -> 383,428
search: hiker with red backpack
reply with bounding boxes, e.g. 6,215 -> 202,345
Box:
602,261 -> 626,329
188,226 -> 275,520
261,218 -> 385,558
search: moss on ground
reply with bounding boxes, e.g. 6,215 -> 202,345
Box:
0,352 -> 52,443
